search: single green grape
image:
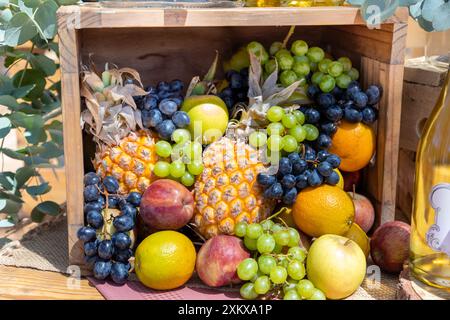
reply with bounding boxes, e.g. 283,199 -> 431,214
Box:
319,74 -> 336,93
247,41 -> 265,56
258,254 -> 277,275
265,59 -> 277,75
311,71 -> 325,85
336,73 -> 352,89
189,141 -> 203,161
338,56 -> 352,72
244,236 -> 257,251
287,227 -> 301,247
240,282 -> 259,300
246,223 -> 263,239
276,52 -> 294,71
256,233 -> 276,254
292,61 -> 311,77
327,61 -> 344,77
291,40 -> 309,56
283,279 -> 298,294
155,141 -> 172,158
181,171 -> 195,187
309,61 -> 318,72
293,110 -> 305,125
296,279 -> 315,299
273,243 -> 283,254
318,58 -> 332,73
278,257 -> 289,269
284,289 -> 301,300
294,55 -> 309,63
169,160 -> 185,178
249,131 -> 267,148
267,135 -> 283,152
260,50 -> 269,65
282,135 -> 298,153
281,113 -> 297,129
280,70 -> 297,87
303,124 -> 320,141
260,219 -> 274,231
171,128 -> 191,144
267,122 -> 285,136
306,47 -> 325,63
153,161 -> 170,177
309,288 -> 327,300
288,246 -> 307,263
270,223 -> 284,233
287,260 -> 306,280
254,276 -> 271,295
237,258 -> 258,281
235,222 -> 248,238
187,160 -> 204,176
289,125 -> 307,143
274,229 -> 290,246
269,41 -> 283,56
267,106 -> 284,122
347,67 -> 359,81
270,266 -> 288,284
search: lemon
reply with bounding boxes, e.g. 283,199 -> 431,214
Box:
335,168 -> 344,189
134,231 -> 196,290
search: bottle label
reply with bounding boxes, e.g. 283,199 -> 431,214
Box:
427,183 -> 450,257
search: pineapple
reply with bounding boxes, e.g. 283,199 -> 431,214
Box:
81,64 -> 158,195
192,52 -> 304,238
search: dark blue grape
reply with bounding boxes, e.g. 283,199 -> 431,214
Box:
221,87 -> 233,97
222,96 -> 235,109
317,161 -> 333,177
111,262 -> 129,285
107,195 -> 120,209
172,111 -> 190,128
347,81 -> 360,94
331,86 -> 344,100
279,157 -> 292,175
157,81 -> 170,92
93,260 -> 112,280
84,185 -> 99,202
77,226 -> 96,242
230,73 -> 243,89
307,84 -> 320,99
145,86 -> 157,94
326,154 -> 341,168
320,122 -> 337,136
362,107 -> 377,124
145,109 -> 163,128
317,93 -> 335,108
143,95 -> 158,110
96,195 -> 105,207
112,232 -> 132,250
305,108 -> 320,124
292,159 -> 308,175
308,169 -> 323,187
305,148 -> 316,161
170,79 -> 184,92
353,91 -> 368,108
158,91 -> 172,100
84,172 -> 100,186
156,120 -> 176,140
344,107 -> 363,123
172,97 -> 183,107
113,215 -> 134,232
114,249 -> 133,263
295,174 -> 309,190
225,70 -> 239,81
87,210 -> 103,229
317,134 -> 332,149
257,173 -> 276,187
283,188 -> 298,205
84,255 -> 98,270
84,240 -> 98,256
159,99 -> 178,116
97,240 -> 114,260
281,174 -> 296,189
326,171 -> 340,186
288,153 -> 301,164
316,150 -> 330,162
264,182 -> 283,199
366,85 -> 381,105
325,105 -> 343,122
121,204 -> 137,219
84,201 -> 103,214
126,192 -> 141,207
103,176 -> 119,194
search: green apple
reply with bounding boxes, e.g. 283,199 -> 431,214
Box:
181,95 -> 229,145
306,234 -> 366,299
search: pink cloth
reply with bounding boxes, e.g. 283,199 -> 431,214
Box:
89,278 -> 241,300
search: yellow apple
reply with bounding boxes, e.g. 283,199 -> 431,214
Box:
306,234 -> 366,299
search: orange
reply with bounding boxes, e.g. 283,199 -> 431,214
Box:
329,121 -> 375,172
335,168 -> 344,189
292,185 -> 355,237
134,231 -> 196,290
344,223 -> 370,257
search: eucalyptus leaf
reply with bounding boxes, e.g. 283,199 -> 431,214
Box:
432,2 -> 450,31
0,190 -> 24,204
0,75 -> 14,95
0,147 -> 28,160
24,127 -> 47,144
0,95 -> 21,110
0,8 -> 13,23
4,12 -> 38,47
421,0 -> 445,21
48,41 -> 58,55
35,200 -> 60,216
399,0 -> 420,4
40,141 -> 63,158
30,207 -> 44,222
0,198 -> 22,214
15,166 -> 36,188
0,117 -> 12,138
0,172 -> 16,191
23,0 -> 44,7
30,54 -> 57,76
418,15 -> 435,31
19,0 -> 34,16
409,0 -> 424,18
26,182 -> 51,197
34,0 -> 58,39
12,84 -> 35,99
12,69 -> 46,100
7,112 -> 44,131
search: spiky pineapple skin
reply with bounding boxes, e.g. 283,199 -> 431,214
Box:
193,137 -> 275,239
95,130 -> 159,194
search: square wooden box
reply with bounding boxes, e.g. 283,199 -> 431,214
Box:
57,4 -> 408,270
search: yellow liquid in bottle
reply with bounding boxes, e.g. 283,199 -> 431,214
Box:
410,67 -> 450,290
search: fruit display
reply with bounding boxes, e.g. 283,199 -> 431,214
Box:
76,31 -> 407,300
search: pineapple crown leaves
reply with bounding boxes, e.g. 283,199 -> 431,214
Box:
186,51 -> 219,97
80,62 -> 147,146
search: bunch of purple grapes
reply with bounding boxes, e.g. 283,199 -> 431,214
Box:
218,68 -> 249,111
77,172 -> 141,284
305,81 -> 381,144
257,147 -> 341,206
137,80 -> 190,140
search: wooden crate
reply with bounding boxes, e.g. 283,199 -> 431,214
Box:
57,4 -> 408,269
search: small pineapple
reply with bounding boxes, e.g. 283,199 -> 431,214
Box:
81,64 -> 159,195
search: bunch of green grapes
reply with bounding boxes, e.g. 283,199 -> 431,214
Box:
234,220 -> 326,300
248,106 -> 319,155
153,128 -> 204,187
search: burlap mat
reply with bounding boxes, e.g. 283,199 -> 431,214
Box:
0,215 -> 400,299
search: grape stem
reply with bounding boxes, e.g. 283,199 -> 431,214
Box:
282,26 -> 296,48
261,207 -> 292,223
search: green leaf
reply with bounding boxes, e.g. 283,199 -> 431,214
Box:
0,172 -> 16,191
34,0 -> 58,39
418,15 -> 435,31
15,166 -> 36,188
56,0 -> 79,5
0,190 -> 24,203
0,8 -> 13,23
399,0 -> 419,4
46,120 -> 63,145
432,2 -> 450,31
421,0 -> 444,22
0,75 -> 14,95
0,198 -> 22,214
0,147 -> 28,160
12,84 -> 35,99
4,12 -> 38,47
18,0 -> 34,16
35,200 -> 60,216
0,117 -> 12,138
0,95 -> 21,110
409,0 -> 424,18
30,206 -> 45,222
26,182 -> 51,197
12,69 -> 46,100
8,112 -> 44,131
40,141 -> 63,158
23,0 -> 44,7
361,0 -> 400,27
47,41 -> 58,55
30,54 -> 56,76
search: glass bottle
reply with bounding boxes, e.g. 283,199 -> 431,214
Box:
410,61 -> 450,289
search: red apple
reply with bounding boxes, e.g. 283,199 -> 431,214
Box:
196,235 -> 250,287
348,192 -> 375,233
342,170 -> 362,192
370,221 -> 411,273
140,179 -> 194,230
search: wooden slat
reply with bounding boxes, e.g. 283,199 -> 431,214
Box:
0,266 -> 103,300
57,5 -> 408,29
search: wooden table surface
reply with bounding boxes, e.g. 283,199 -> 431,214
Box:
0,266 -> 104,300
